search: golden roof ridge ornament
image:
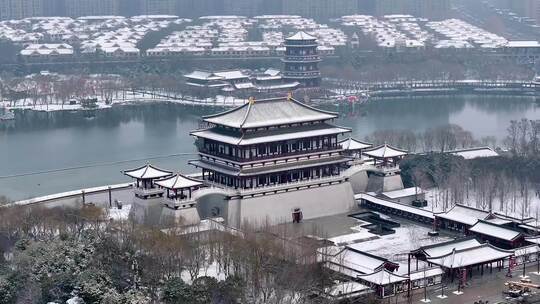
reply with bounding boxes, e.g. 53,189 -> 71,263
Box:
249,96 -> 255,105
287,91 -> 293,101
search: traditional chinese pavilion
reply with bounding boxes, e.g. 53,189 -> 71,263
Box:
339,137 -> 373,158
282,31 -> 322,87
124,164 -> 172,199
190,96 -> 351,189
189,95 -> 357,226
363,144 -> 408,167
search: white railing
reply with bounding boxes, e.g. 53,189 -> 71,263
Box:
134,187 -> 164,197
164,197 -> 197,209
377,165 -> 401,174
202,174 -> 346,196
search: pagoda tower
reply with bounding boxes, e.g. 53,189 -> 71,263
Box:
282,31 -> 322,87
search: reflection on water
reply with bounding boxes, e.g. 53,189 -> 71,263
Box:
1,95 -> 539,200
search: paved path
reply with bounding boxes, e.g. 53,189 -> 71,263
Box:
390,263 -> 540,304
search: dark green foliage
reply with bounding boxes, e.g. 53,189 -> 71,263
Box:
162,277 -> 193,304
216,275 -> 246,304
400,153 -> 466,188
191,276 -> 219,304
468,155 -> 540,184
0,274 -> 18,304
161,276 -> 246,304
401,153 -> 540,190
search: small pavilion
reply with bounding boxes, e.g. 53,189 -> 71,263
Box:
338,137 -> 372,158
362,144 -> 408,167
124,164 -> 173,199
356,269 -> 408,298
155,173 -> 204,209
411,238 -> 482,271
424,243 -> 514,280
468,220 -> 525,249
434,204 -> 491,233
320,246 -> 400,277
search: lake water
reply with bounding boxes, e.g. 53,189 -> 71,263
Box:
1,95 -> 539,201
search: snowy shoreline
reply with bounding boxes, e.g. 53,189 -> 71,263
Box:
2,93 -> 248,113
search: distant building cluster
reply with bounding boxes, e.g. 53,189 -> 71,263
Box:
2,15 -> 189,60
427,19 -> 508,49
0,13 -> 535,63
148,15 -> 342,58
341,14 -> 537,54
0,0 -> 452,21
341,14 -> 433,49
492,0 -> 540,27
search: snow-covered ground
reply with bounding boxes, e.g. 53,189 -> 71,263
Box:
347,223 -> 451,263
108,204 -> 132,221
424,187 -> 540,220
1,91 -> 248,113
327,230 -> 378,246
180,260 -> 227,284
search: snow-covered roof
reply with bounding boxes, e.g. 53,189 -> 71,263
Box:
286,31 -> 316,41
469,221 -> 522,241
356,193 -> 434,219
184,70 -> 216,80
414,237 -> 482,257
382,187 -> 423,199
202,97 -> 338,129
191,123 -> 350,146
264,68 -> 281,76
320,246 -> 391,275
363,144 -> 408,158
339,137 -> 372,151
124,164 -> 173,180
214,70 -> 249,80
506,41 -> 540,48
327,231 -> 378,246
409,267 -> 444,281
525,236 -> 540,245
155,173 -> 202,190
514,244 -> 540,257
131,15 -> 180,20
449,147 -> 499,159
435,204 -> 490,226
323,282 -> 372,299
233,82 -> 254,89
357,269 -> 408,285
426,243 -> 514,269
77,16 -> 125,21
484,217 -> 513,225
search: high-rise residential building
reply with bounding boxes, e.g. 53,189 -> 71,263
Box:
521,0 -> 540,25
259,0 -> 282,15
415,0 -> 450,20
282,0 -> 358,20
176,0 -> 222,18
494,0 -> 540,25
223,0 -> 261,16
535,0 -> 540,25
375,0 -> 450,20
0,0 -> 44,20
357,0 -> 376,14
139,0 -> 176,15
42,0 -> 65,17
64,0 -> 120,17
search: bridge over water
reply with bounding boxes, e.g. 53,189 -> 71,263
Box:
325,78 -> 540,98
